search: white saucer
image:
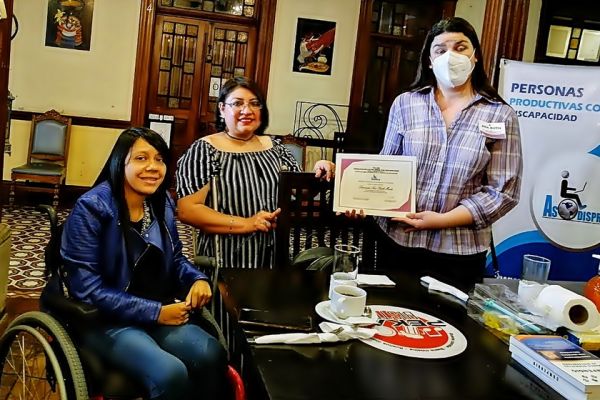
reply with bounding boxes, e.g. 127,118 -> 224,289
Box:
314,300 -> 377,326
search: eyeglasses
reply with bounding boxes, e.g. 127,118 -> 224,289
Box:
223,100 -> 263,112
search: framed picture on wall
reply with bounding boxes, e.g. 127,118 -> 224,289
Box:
45,0 -> 94,51
293,18 -> 336,75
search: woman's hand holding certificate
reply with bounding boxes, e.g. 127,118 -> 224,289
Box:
392,205 -> 475,232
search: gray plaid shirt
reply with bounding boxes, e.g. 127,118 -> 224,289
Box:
379,87 -> 522,255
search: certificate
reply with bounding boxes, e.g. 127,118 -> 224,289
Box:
333,153 -> 416,218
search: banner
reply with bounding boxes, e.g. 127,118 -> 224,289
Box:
493,60 -> 600,280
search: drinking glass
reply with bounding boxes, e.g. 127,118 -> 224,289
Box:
521,254 -> 551,283
333,244 -> 360,279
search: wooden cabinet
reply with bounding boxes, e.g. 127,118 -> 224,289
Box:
346,0 -> 456,154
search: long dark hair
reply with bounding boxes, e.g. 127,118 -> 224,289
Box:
216,76 -> 270,135
410,17 -> 504,102
95,127 -> 171,229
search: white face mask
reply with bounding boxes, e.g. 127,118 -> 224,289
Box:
431,50 -> 475,88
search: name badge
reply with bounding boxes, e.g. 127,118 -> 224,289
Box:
478,121 -> 506,139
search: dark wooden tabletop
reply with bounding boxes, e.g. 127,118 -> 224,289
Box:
219,269 -> 566,400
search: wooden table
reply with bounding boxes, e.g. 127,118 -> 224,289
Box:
219,269 -> 567,400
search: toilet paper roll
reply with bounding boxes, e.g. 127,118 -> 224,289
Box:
534,285 -> 600,332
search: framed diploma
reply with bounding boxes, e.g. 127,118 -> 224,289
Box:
333,153 -> 417,218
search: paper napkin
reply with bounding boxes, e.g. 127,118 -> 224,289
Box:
254,332 -> 339,344
355,274 -> 396,287
254,322 -> 377,344
420,276 -> 469,302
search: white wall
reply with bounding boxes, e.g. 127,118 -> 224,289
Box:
266,0 -> 361,135
9,0 -> 141,120
5,0 -> 140,184
267,0 -> 490,138
455,0 -> 487,38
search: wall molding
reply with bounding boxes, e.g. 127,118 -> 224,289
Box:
12,111 -> 131,130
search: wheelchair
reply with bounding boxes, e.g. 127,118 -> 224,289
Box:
0,205 -> 245,400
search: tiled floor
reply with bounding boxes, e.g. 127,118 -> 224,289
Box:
1,205 -> 195,299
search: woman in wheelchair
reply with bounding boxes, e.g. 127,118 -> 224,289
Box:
60,127 -> 227,399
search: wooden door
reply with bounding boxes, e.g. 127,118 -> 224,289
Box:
147,15 -> 208,175
146,15 -> 257,177
199,22 -> 256,135
347,0 -> 456,154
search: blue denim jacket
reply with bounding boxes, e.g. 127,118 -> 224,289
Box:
60,181 -> 207,324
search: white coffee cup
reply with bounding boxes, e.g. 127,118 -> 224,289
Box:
329,272 -> 357,299
330,285 -> 367,319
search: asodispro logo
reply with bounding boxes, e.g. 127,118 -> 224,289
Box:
532,147 -> 600,250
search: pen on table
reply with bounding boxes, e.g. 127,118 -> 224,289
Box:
483,298 -> 542,333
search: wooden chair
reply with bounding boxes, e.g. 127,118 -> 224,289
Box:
280,134 -> 307,170
10,110 -> 71,208
275,171 -> 379,270
332,131 -> 345,160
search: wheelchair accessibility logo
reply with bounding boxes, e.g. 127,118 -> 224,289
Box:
544,170 -> 592,221
359,305 -> 467,358
532,148 -> 600,250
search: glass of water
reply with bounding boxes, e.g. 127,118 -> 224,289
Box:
333,244 -> 361,279
521,254 -> 551,283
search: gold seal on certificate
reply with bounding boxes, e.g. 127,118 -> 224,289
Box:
333,153 -> 417,217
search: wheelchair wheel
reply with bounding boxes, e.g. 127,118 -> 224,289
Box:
0,324 -> 67,399
9,311 -> 88,399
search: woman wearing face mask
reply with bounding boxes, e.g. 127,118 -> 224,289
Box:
375,17 -> 522,291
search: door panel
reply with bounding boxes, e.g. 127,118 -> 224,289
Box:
347,0 -> 457,154
146,13 -> 258,182
200,22 -> 256,135
147,15 -> 207,176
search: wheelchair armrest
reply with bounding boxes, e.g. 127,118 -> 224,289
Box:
41,284 -> 100,323
194,255 -> 217,270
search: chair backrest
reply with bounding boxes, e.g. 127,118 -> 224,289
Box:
276,171 -> 373,269
40,208 -> 62,276
332,131 -> 345,161
29,109 -> 71,164
280,134 -> 307,170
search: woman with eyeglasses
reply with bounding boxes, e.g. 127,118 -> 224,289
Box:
176,77 -> 334,268
61,128 -> 227,399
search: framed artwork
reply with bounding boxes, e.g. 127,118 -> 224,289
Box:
45,0 -> 94,51
293,18 -> 336,75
